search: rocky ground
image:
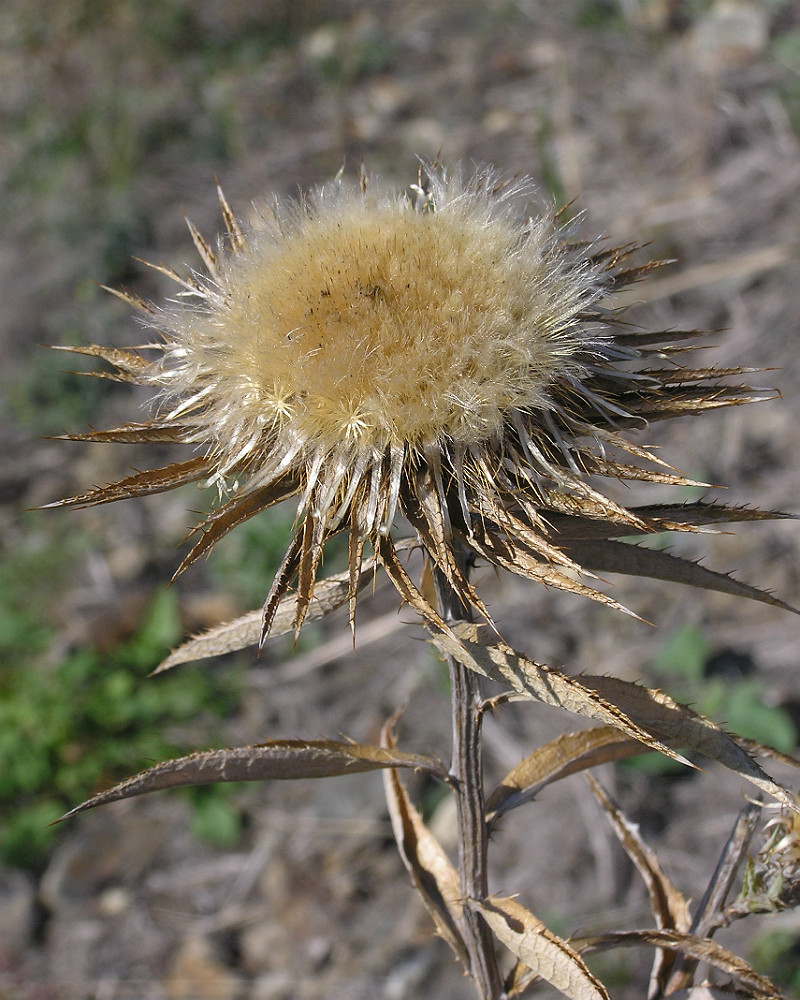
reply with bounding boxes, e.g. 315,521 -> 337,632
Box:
3,1 -> 800,998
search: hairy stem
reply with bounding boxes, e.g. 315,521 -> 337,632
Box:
433,551 -> 502,1000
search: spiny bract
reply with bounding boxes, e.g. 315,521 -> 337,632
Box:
52,162 -> 792,652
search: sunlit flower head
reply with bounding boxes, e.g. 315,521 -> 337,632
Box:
54,162 -> 786,648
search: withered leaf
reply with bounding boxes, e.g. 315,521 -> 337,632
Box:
156,555 -> 379,672
405,473 -> 492,624
137,256 -> 203,295
612,328 -> 704,350
560,538 -> 798,614
737,737 -> 800,770
377,534 -> 457,640
587,774 -> 690,932
49,342 -> 153,374
628,383 -> 761,421
156,608 -> 262,672
260,530 -> 303,646
294,508 -> 327,636
59,739 -> 444,821
539,488 -> 655,529
183,213 -> 218,277
486,726 -> 648,823
571,929 -> 781,1000
666,801 -> 762,995
217,182 -> 245,252
473,895 -> 609,1000
579,675 -> 800,815
468,532 -> 640,621
431,625 -> 690,768
348,503 -> 365,636
43,457 -> 212,509
471,487 -> 585,573
53,420 -> 194,444
547,500 -> 793,543
586,774 -> 690,996
100,284 -> 158,315
176,475 -> 299,578
381,715 -> 469,967
579,458 -> 704,487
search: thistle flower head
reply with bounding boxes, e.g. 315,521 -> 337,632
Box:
162,170 -> 597,464
53,162 -> 792,648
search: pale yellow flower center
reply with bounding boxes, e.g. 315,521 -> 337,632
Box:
214,200 -> 583,452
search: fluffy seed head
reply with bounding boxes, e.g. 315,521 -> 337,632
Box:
53,162 -> 788,648
159,169 -> 600,473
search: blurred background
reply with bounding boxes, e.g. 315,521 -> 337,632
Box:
3,1 -> 800,997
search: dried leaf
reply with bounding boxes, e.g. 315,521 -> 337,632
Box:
176,475 -> 299,577
60,367 -> 142,385
617,382 -> 763,423
49,342 -> 153,374
472,489 -> 586,573
53,420 -> 194,444
571,929 -> 781,999
43,457 -> 211,509
432,625 -> 691,768
136,256 -> 202,295
586,426 -> 682,472
473,896 -> 610,1000
539,488 -> 655,529
348,503 -> 365,637
588,774 -> 690,932
155,555 -> 379,671
550,502 -> 796,542
580,458 -> 704,487
377,534 -> 456,639
486,726 -> 647,823
260,531 -> 303,646
405,473 -> 491,624
468,532 -> 640,621
157,608 -> 263,672
294,508 -> 326,636
586,774 -> 690,996
381,715 -> 469,967
580,675 -> 800,815
736,738 -> 800,770
533,462 -> 653,535
561,538 -> 799,614
647,365 -> 761,385
608,259 -> 674,287
59,739 -> 444,821
183,213 -> 218,276
613,328 -> 705,350
100,284 -> 158,315
666,801 -> 762,995
217,182 -> 245,251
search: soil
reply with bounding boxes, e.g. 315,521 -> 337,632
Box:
2,1 -> 800,998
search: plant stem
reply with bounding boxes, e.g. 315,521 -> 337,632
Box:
433,550 -> 502,1000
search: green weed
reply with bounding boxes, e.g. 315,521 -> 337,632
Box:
0,585 -> 243,869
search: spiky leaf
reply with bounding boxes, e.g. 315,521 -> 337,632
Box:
579,675 -> 800,814
431,625 -> 690,767
486,726 -> 651,823
381,715 -> 468,967
473,895 -> 610,1000
587,774 -> 690,995
44,457 -> 211,509
59,739 -> 444,821
571,929 -> 781,999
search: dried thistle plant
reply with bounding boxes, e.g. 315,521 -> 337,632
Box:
49,162 -> 800,999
